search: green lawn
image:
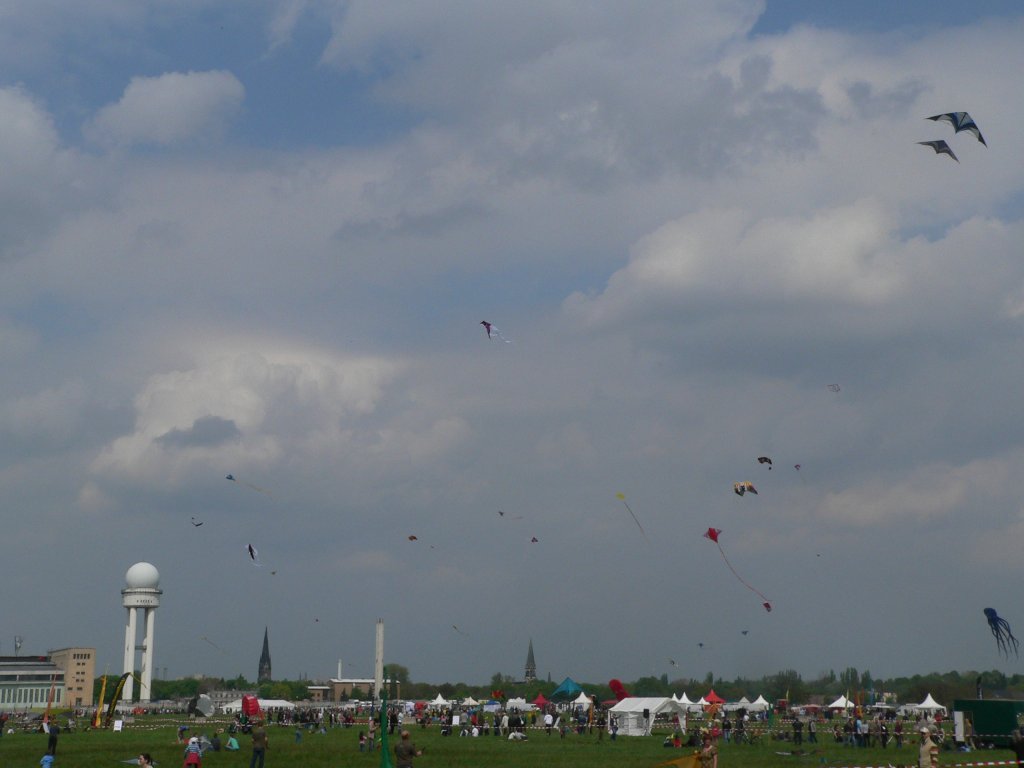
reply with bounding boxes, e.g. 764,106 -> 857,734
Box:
0,718 -> 1014,768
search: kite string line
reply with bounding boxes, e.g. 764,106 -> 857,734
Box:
715,542 -> 771,605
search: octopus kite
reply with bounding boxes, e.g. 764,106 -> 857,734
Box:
984,607 -> 1020,658
703,527 -> 772,612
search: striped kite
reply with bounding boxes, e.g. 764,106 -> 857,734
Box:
927,112 -> 986,146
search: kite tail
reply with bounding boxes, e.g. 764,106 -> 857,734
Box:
619,500 -> 649,541
716,542 -> 771,607
245,482 -> 273,497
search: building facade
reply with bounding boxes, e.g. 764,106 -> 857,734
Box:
48,647 -> 96,707
306,678 -> 399,702
0,656 -> 65,709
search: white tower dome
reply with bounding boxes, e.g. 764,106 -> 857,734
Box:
122,562 -> 162,704
125,562 -> 160,589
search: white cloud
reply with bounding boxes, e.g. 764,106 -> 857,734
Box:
86,70 -> 244,148
0,380 -> 88,442
0,85 -> 82,260
90,340 -> 402,486
816,455 -> 1018,526
6,2 -> 1024,684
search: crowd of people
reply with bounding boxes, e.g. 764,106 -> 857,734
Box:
8,699 -> 1016,768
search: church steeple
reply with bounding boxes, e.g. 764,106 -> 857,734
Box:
524,638 -> 536,682
258,627 -> 272,683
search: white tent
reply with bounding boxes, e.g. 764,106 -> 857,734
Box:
221,698 -> 295,714
506,697 -> 535,711
461,697 -> 479,707
572,692 -> 592,708
430,693 -> 450,707
674,693 -> 703,713
748,695 -> 770,712
608,697 -> 688,737
916,694 -> 946,714
828,695 -> 855,709
723,696 -> 751,712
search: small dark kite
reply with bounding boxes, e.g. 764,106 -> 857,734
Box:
918,140 -> 959,163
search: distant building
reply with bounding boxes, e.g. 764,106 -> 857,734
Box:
208,689 -> 257,711
0,655 -> 65,708
258,628 -> 272,683
524,639 -> 537,683
307,678 -> 400,702
48,647 -> 96,707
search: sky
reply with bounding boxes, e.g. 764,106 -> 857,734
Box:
2,0 -> 1024,694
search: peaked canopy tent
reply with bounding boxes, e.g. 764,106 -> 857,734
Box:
430,694 -> 450,707
572,692 -> 593,708
915,694 -> 947,714
749,695 -> 771,712
828,695 -> 855,710
532,693 -> 549,708
461,697 -> 479,707
723,696 -> 751,712
704,689 -> 725,705
549,677 -> 584,702
609,697 -> 689,737
673,693 -> 703,713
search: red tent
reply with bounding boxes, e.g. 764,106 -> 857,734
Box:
532,693 -> 549,707
704,689 -> 725,704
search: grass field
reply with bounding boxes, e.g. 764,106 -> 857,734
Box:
0,718 -> 1015,768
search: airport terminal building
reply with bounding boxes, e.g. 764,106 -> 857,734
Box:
0,648 -> 95,709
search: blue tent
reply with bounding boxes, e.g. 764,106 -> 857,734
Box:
549,677 -> 583,701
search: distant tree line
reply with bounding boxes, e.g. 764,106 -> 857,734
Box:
93,674 -> 311,703
96,668 -> 1023,705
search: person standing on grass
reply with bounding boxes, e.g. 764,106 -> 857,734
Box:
250,722 -> 268,768
918,727 -> 938,768
394,730 -> 422,768
699,729 -> 718,768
